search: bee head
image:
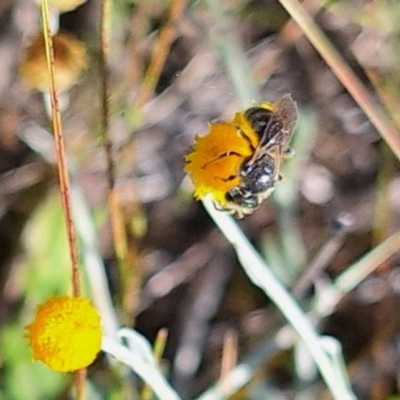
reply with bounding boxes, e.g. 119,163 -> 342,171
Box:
225,187 -> 259,210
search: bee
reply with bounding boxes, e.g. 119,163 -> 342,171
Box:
222,94 -> 298,218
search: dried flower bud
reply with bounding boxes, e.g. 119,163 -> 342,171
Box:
19,32 -> 88,92
37,0 -> 87,13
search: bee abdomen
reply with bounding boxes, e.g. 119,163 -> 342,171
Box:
244,107 -> 273,139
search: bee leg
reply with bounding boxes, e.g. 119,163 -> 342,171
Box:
213,202 -> 225,212
213,201 -> 237,216
232,205 -> 247,219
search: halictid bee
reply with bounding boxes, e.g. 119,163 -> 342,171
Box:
222,94 -> 298,218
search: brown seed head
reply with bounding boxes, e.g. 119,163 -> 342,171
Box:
40,0 -> 87,13
19,32 -> 88,92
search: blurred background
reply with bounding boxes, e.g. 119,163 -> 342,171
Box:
1,0 -> 400,399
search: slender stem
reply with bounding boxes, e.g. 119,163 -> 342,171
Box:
100,0 -> 115,190
141,328 -> 169,400
203,197 -> 356,400
292,229 -> 347,299
100,0 -> 127,258
41,1 -> 84,398
206,0 -> 256,107
335,231 -> 400,293
40,0 -> 80,296
102,336 -> 182,400
74,369 -> 87,400
219,329 -> 238,395
99,0 -> 131,307
277,0 -> 400,161
135,0 -> 186,107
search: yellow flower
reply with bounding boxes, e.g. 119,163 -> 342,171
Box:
26,296 -> 102,372
184,120 -> 259,206
19,32 -> 88,92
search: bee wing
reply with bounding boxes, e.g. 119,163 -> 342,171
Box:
249,94 -> 298,163
260,94 -> 298,149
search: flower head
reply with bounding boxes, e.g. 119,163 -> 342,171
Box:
26,296 -> 102,372
19,32 -> 88,92
44,0 -> 87,12
184,120 -> 259,206
184,96 -> 297,217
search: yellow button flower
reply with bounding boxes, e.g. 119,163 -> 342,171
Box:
184,96 -> 297,217
184,120 -> 259,207
26,296 -> 102,372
